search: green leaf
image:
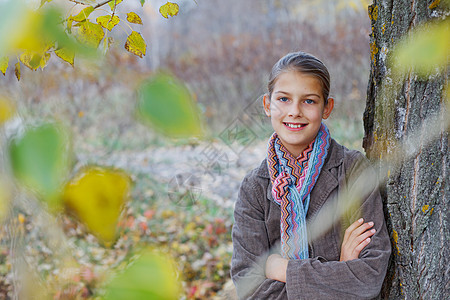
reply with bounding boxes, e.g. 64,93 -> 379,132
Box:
126,12 -> 142,25
63,166 -> 131,245
104,249 -> 181,300
9,123 -> 71,209
136,73 -> 203,137
0,56 -> 8,75
391,20 -> 449,77
97,15 -> 120,31
159,2 -> 179,19
76,20 -> 105,48
124,31 -> 146,58
14,62 -> 20,81
55,47 -> 75,66
109,0 -> 123,10
70,6 -> 94,22
140,0 -> 145,7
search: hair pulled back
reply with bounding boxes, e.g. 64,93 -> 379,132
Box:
268,52 -> 330,104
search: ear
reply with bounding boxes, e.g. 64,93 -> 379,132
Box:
263,94 -> 271,117
322,97 -> 334,119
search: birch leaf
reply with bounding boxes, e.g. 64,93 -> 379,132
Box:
20,51 -> 49,70
159,2 -> 179,19
137,73 -> 203,137
14,62 -> 20,81
126,12 -> 142,25
97,15 -> 120,31
124,31 -> 146,58
109,0 -> 123,10
140,0 -> 145,7
0,57 -> 8,75
55,47 -> 75,66
63,166 -> 132,245
76,20 -> 105,48
71,6 -> 94,22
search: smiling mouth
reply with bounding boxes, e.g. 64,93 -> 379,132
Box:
284,122 -> 307,129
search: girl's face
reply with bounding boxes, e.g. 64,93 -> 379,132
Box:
263,71 -> 334,157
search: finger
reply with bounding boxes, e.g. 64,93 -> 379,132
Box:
352,228 -> 376,246
353,237 -> 372,255
349,221 -> 374,240
343,218 -> 364,243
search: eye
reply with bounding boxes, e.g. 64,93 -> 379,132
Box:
278,97 -> 289,102
305,99 -> 315,104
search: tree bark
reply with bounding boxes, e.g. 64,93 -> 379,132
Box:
363,0 -> 449,299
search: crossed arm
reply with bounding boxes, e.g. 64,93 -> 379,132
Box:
265,218 -> 376,283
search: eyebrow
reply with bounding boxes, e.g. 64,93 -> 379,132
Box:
273,91 -> 321,98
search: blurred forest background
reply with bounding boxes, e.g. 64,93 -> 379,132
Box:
0,0 -> 373,299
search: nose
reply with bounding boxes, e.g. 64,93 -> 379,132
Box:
288,103 -> 302,118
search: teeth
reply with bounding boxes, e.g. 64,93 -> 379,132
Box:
285,123 -> 303,129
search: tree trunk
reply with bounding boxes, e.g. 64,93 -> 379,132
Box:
363,0 -> 448,299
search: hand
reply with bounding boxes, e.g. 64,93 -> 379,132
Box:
340,218 -> 376,262
265,254 -> 288,283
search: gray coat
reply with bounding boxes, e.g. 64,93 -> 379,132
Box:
231,139 -> 391,299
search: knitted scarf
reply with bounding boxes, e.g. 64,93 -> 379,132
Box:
267,123 -> 330,259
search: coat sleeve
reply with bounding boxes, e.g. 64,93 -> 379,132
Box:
284,152 -> 391,300
231,173 -> 288,299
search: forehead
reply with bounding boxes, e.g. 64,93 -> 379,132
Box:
273,71 -> 323,97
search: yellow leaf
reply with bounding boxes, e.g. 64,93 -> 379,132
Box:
14,62 -> 20,81
0,96 -> 15,124
71,6 -> 94,22
55,47 -> 75,66
392,20 -> 449,77
159,2 -> 179,19
124,31 -> 146,58
109,0 -> 123,10
20,51 -> 43,71
96,15 -> 120,31
126,12 -> 142,25
76,20 -> 105,48
0,57 -> 8,75
63,166 -> 132,245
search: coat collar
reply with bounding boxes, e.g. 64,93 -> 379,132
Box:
257,139 -> 343,218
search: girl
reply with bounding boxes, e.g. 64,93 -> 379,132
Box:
231,52 -> 391,299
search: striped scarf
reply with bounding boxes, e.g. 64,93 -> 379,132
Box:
267,123 -> 330,259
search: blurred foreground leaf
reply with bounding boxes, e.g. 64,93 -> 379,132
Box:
9,123 -> 71,208
0,97 -> 15,124
137,73 -> 203,137
0,180 -> 11,222
63,166 -> 131,245
159,2 -> 179,19
124,31 -> 146,58
391,20 -> 449,76
104,249 -> 181,300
